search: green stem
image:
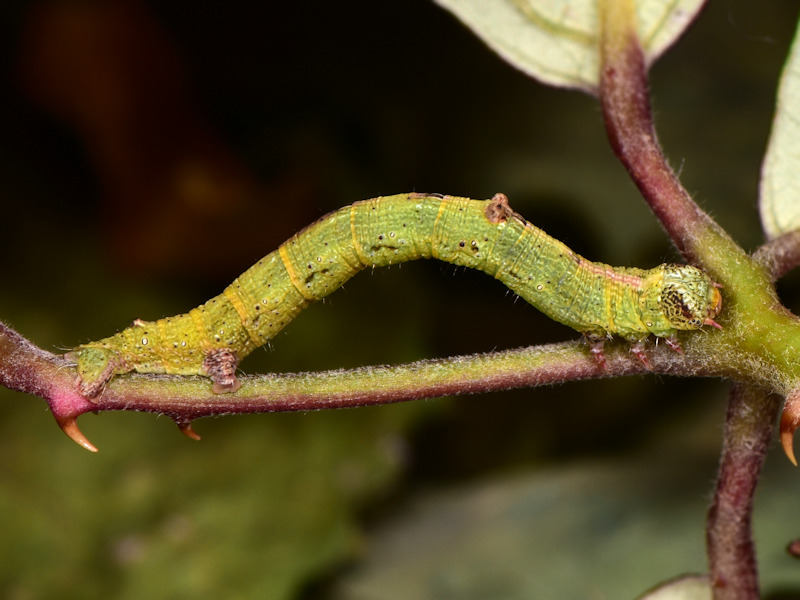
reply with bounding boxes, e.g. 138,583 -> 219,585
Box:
595,0 -> 800,420
0,320 -> 726,451
596,4 -> 800,596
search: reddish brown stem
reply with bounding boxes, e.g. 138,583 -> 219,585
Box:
706,384 -> 780,600
753,230 -> 800,280
598,16 -> 737,267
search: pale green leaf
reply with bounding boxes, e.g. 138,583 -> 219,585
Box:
760,16 -> 800,239
433,0 -> 707,93
636,575 -> 712,600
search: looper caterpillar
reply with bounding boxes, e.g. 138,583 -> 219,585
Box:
68,193 -> 722,398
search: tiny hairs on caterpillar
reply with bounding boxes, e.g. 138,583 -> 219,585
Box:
68,193 -> 723,398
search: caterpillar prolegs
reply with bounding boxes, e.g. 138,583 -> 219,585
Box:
69,193 -> 722,398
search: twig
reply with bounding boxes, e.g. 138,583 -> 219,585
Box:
753,230 -> 800,280
0,320 -> 732,451
597,0 -> 743,274
706,384 -> 780,600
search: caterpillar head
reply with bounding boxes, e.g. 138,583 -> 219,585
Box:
658,265 -> 722,331
66,346 -> 120,399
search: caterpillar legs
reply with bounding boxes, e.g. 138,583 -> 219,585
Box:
202,348 -> 241,394
587,336 -> 609,369
630,341 -> 651,368
66,347 -> 120,399
585,334 -> 683,369
69,346 -> 241,399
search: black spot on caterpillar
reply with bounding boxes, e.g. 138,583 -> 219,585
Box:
68,193 -> 722,398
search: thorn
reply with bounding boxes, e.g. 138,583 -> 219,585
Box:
177,421 -> 201,441
704,318 -> 723,330
55,415 -> 98,452
781,409 -> 799,466
780,391 -> 800,466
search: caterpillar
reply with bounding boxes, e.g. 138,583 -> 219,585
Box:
68,193 -> 722,398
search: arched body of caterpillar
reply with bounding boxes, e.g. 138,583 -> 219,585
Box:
68,193 -> 722,398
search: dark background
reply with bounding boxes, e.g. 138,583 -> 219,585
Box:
0,1 -> 798,598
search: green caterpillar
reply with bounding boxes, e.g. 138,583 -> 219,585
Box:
69,193 -> 722,398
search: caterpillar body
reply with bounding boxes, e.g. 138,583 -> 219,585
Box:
69,193 -> 722,398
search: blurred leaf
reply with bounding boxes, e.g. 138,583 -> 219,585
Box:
332,462 -> 712,599
760,15 -> 800,239
331,423 -> 800,599
0,397 -> 426,600
433,0 -> 707,92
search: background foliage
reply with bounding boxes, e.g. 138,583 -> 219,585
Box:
0,1 -> 799,597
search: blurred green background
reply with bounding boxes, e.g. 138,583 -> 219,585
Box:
1,1 -> 800,598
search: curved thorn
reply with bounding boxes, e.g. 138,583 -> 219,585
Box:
781,410 -> 798,466
178,421 -> 201,441
704,318 -> 723,330
780,391 -> 800,466
55,416 -> 98,453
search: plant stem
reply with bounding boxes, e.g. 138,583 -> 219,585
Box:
753,229 -> 800,280
0,316 -> 755,450
597,0 -> 744,274
706,383 -> 780,600
0,320 -> 651,450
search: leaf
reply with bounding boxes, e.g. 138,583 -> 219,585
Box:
636,575 -> 712,600
760,16 -> 800,239
433,0 -> 707,93
332,440 -> 800,598
333,462 -> 714,599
